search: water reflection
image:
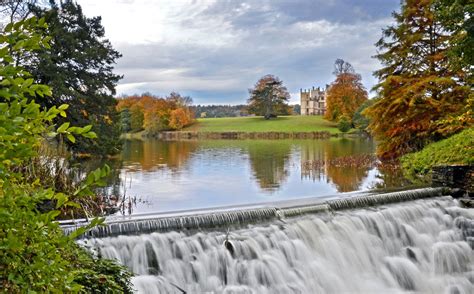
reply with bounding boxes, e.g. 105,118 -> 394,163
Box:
299,139 -> 376,192
112,138 -> 409,213
246,141 -> 292,190
122,140 -> 198,172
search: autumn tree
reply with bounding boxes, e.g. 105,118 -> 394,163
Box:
364,0 -> 472,159
116,93 -> 195,133
247,74 -> 290,119
324,59 -> 368,122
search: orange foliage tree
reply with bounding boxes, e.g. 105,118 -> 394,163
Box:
364,0 -> 472,160
324,59 -> 368,122
116,93 -> 195,133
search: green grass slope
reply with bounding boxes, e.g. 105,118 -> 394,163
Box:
184,116 -> 341,134
401,128 -> 474,176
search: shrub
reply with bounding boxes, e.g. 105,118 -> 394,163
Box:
401,128 -> 474,178
337,117 -> 352,133
0,17 -> 132,292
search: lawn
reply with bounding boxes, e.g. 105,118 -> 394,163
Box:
184,115 -> 341,134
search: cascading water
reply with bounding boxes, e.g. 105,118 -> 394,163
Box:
81,196 -> 474,293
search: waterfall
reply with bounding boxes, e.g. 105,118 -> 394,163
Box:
80,196 -> 474,293
67,187 -> 446,238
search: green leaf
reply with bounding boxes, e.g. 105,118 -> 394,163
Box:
66,134 -> 76,143
58,104 -> 69,111
57,122 -> 70,133
82,131 -> 97,139
82,125 -> 92,132
55,193 -> 68,208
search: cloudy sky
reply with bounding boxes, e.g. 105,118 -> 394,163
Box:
78,0 -> 399,105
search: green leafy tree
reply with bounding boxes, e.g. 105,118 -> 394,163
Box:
435,0 -> 473,74
119,108 -> 131,132
364,0 -> 472,159
130,103 -> 144,132
0,17 -> 132,292
434,0 -> 474,130
25,0 -> 122,156
352,99 -> 376,133
247,74 -> 290,119
337,117 -> 352,133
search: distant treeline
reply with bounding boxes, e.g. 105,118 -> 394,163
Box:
192,104 -> 300,118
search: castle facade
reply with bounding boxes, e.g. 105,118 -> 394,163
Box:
300,86 -> 327,115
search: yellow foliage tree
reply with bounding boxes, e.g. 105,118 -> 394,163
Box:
324,59 -> 368,122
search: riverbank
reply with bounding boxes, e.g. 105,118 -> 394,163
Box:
401,128 -> 474,177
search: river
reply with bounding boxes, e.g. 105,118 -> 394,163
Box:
103,137 -> 411,214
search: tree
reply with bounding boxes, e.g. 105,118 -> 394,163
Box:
435,0 -> 473,74
0,0 -> 44,23
324,59 -> 368,122
116,93 -> 195,133
352,98 -> 376,133
337,117 -> 352,133
167,91 -> 193,107
364,0 -> 472,159
25,0 -> 122,156
169,108 -> 191,130
129,103 -> 144,132
247,74 -> 290,119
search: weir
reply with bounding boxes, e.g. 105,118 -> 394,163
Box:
66,187 -> 448,238
79,188 -> 474,293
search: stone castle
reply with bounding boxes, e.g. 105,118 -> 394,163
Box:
300,86 -> 328,115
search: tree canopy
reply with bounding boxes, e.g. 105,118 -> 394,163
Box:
21,0 -> 123,156
364,0 -> 472,159
324,59 -> 368,122
247,74 -> 291,119
116,93 -> 195,133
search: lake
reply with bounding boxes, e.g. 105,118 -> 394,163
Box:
103,137 -> 411,214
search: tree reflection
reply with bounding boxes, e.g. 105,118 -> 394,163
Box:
121,139 -> 198,172
300,138 -> 376,192
246,141 -> 292,191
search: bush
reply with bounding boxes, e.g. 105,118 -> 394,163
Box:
0,17 -> 132,292
352,98 -> 376,133
401,128 -> 474,178
337,117 -> 352,133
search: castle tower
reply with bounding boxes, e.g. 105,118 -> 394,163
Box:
300,86 -> 326,116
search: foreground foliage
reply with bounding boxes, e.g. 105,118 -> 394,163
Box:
401,128 -> 474,178
0,17 -> 132,292
365,0 -> 472,159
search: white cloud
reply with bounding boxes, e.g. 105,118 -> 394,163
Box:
77,0 -> 397,103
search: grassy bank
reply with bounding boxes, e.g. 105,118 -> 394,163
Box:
183,116 -> 343,134
401,128 -> 474,177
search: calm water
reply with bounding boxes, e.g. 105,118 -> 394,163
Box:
106,138 -> 410,214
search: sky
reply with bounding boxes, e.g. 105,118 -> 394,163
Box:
77,0 -> 400,105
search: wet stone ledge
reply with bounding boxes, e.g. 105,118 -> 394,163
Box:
432,165 -> 473,198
